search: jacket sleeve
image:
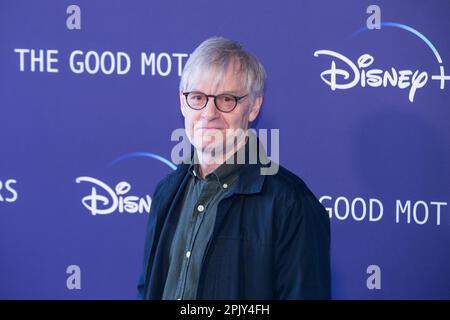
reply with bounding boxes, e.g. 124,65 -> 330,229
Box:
136,179 -> 165,299
136,204 -> 157,299
273,191 -> 331,299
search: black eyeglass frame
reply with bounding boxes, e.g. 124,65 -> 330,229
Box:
182,91 -> 248,113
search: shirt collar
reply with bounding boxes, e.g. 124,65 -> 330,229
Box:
188,143 -> 245,187
180,130 -> 270,195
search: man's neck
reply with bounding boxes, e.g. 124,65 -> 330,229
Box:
196,136 -> 248,178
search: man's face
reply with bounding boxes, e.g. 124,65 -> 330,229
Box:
180,60 -> 262,156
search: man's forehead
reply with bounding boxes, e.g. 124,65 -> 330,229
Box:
188,63 -> 246,92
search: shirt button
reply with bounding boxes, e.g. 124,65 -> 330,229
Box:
223,183 -> 228,189
186,251 -> 191,258
197,204 -> 204,212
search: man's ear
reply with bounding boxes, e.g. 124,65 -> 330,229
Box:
248,95 -> 263,122
179,91 -> 186,117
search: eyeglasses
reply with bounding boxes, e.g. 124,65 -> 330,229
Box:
182,91 -> 248,113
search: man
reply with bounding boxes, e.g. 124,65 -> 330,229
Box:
137,37 -> 331,300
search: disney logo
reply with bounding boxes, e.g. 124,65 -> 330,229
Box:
314,50 -> 429,102
75,176 -> 151,216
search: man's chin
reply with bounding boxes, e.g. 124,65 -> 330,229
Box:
193,140 -> 226,155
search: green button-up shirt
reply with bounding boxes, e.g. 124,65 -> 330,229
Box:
162,148 -> 243,300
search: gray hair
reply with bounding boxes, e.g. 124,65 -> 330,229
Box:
179,37 -> 266,102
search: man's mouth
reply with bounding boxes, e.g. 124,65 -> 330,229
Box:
197,127 -> 225,131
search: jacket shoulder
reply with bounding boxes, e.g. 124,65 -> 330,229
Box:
153,163 -> 189,196
263,164 -> 324,210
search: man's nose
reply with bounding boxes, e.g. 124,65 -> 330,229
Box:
202,96 -> 219,119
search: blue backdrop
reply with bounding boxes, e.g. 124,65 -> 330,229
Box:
1,0 -> 449,299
